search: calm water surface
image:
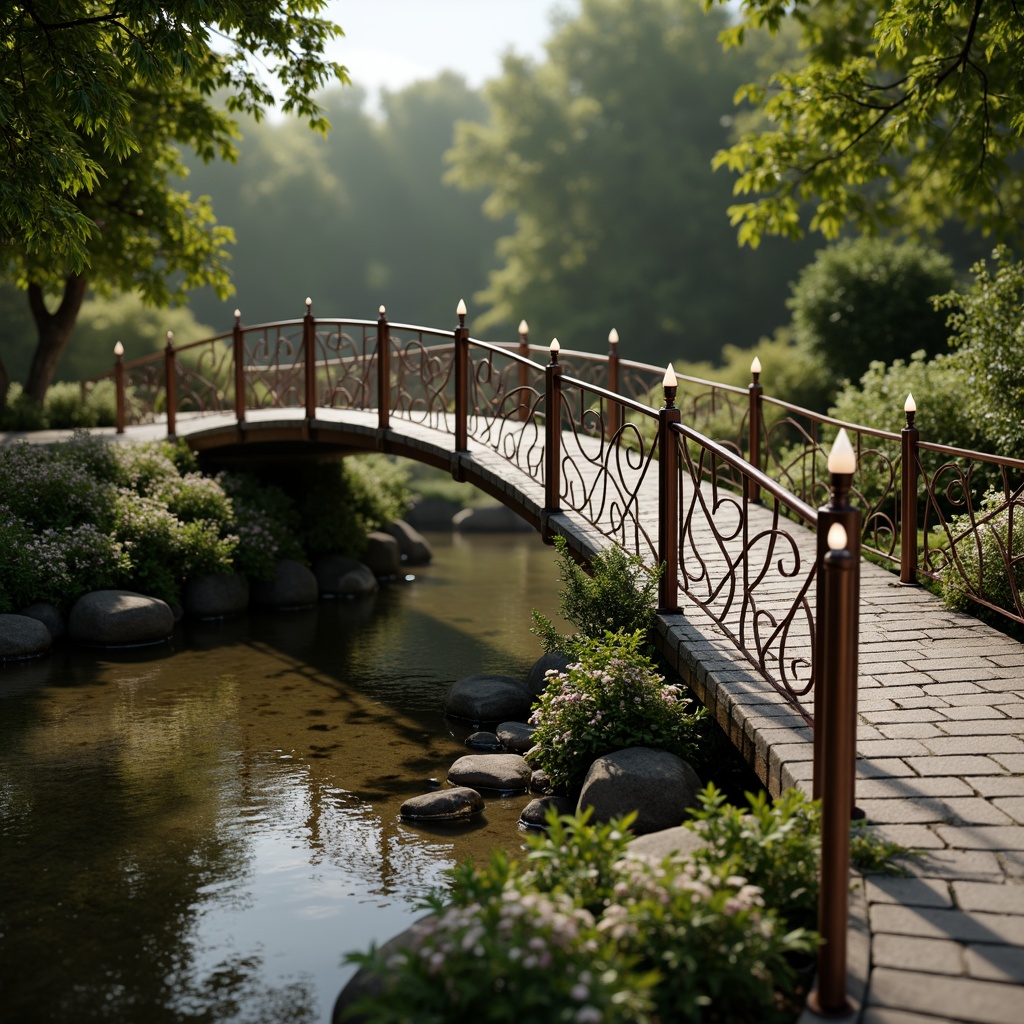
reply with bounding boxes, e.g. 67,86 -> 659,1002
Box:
0,532 -> 569,1024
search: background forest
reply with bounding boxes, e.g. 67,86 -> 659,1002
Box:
0,0 -> 995,407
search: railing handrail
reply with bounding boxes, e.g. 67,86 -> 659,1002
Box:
82,311 -> 1024,474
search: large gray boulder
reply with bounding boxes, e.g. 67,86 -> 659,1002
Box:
626,825 -> 709,863
333,915 -> 435,1024
68,590 -> 174,647
362,532 -> 402,578
182,573 -> 249,619
250,559 -> 318,610
0,614 -> 52,660
448,753 -> 531,793
313,555 -> 378,597
452,504 -> 531,533
400,787 -> 485,822
18,601 -> 65,641
525,651 -> 570,696
383,519 -> 433,565
405,497 -> 460,531
444,674 -> 535,724
577,747 -> 703,835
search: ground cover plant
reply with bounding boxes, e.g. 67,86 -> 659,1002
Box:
0,435 -> 409,611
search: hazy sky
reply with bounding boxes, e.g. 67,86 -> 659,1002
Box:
322,1 -> 578,106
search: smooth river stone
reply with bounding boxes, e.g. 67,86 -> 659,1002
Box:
577,747 -> 704,835
400,787 -> 484,822
0,613 -> 52,660
525,651 -> 570,696
465,731 -> 503,753
496,721 -> 537,754
249,559 -> 318,609
447,753 -> 531,793
444,674 -> 534,724
519,795 -> 576,830
383,519 -> 433,565
68,590 -> 174,647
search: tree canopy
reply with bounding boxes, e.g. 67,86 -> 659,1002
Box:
0,2 -> 346,403
705,0 -> 1024,245
445,0 -> 818,364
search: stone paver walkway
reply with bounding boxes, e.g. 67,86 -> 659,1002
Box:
8,411 -> 1023,1024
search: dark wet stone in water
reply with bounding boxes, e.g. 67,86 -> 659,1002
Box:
530,768 -> 553,794
400,787 -> 484,821
0,613 -> 52,660
465,731 -> 503,753
448,753 -> 531,793
525,651 -> 570,696
519,795 -> 576,830
425,778 -> 441,790
444,674 -> 534,724
496,721 -> 537,753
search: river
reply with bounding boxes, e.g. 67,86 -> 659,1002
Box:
0,531 -> 570,1024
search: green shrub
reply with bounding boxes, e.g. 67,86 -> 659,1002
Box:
789,236 -> 954,388
936,246 -> 1024,458
829,350 -> 978,451
941,490 -> 1024,623
0,441 -> 114,530
219,472 -> 303,581
0,510 -> 128,612
344,809 -> 811,1024
112,490 -> 235,604
531,536 -> 660,654
686,785 -> 822,930
264,455 -> 411,559
527,631 -> 706,790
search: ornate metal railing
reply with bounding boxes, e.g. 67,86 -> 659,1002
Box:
86,300 -> 1024,634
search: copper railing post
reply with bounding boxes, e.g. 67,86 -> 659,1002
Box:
658,367 -> 681,613
164,331 -> 176,438
543,341 -> 564,537
607,328 -> 620,440
377,305 -> 390,432
454,301 -> 469,453
813,430 -> 861,816
747,359 -> 763,503
808,525 -> 858,1019
303,297 -> 316,419
233,309 -> 245,424
517,319 -> 529,422
900,396 -> 920,585
114,343 -> 125,434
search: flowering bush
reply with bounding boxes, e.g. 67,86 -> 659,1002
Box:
344,809 -> 812,1024
0,510 -> 128,612
528,630 -> 706,790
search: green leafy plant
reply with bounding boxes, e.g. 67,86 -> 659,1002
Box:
940,490 -> 1024,625
344,808 -> 812,1024
686,785 -> 822,930
849,823 -> 916,876
532,535 -> 661,655
528,630 -> 706,790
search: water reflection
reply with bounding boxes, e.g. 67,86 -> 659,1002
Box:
0,532 -> 568,1024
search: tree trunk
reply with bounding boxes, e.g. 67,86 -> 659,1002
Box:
24,273 -> 88,404
0,352 -> 9,418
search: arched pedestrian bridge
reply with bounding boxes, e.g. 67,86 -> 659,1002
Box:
83,303 -> 1024,1022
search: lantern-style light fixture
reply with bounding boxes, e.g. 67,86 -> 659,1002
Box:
113,341 -> 124,357
827,522 -> 849,551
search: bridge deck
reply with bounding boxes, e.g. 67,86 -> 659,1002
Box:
4,409 -> 1022,1024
